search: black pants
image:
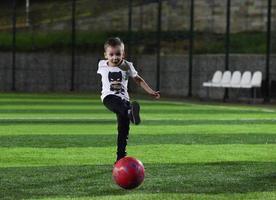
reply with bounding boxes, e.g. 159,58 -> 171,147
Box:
103,95 -> 131,160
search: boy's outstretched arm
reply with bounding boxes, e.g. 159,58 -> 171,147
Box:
132,75 -> 160,99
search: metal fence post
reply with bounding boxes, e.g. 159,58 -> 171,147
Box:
71,0 -> 76,91
224,0 -> 231,101
188,0 -> 194,97
26,0 -> 30,26
12,0 -> 17,91
128,0 -> 133,59
264,0 -> 272,102
156,0 -> 162,91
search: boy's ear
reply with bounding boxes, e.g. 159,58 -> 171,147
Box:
104,52 -> 107,59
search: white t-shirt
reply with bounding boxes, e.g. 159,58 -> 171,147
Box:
97,59 -> 138,101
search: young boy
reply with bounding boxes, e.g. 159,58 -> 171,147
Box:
97,37 -> 160,162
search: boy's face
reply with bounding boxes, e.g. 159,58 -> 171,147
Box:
105,45 -> 124,66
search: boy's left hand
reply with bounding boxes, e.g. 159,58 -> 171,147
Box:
151,91 -> 160,99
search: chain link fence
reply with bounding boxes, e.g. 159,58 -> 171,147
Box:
0,0 -> 275,101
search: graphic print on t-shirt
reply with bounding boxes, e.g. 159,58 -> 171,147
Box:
97,59 -> 138,101
108,71 -> 125,94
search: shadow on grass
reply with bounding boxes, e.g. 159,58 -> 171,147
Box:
0,101 -> 97,106
0,162 -> 275,199
0,119 -> 275,126
0,133 -> 275,148
0,109 -> 272,115
0,95 -> 96,100
0,101 -> 191,107
0,98 -> 207,106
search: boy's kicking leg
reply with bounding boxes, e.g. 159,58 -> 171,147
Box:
103,95 -> 140,125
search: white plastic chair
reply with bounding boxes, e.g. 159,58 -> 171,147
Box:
203,70 -> 222,87
222,71 -> 241,88
212,71 -> 231,87
240,71 -> 252,88
251,71 -> 262,87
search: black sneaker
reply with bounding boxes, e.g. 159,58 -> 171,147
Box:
130,101 -> 141,125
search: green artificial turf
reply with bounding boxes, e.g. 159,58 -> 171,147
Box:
0,93 -> 275,200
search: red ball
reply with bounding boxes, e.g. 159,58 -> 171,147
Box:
112,156 -> 145,189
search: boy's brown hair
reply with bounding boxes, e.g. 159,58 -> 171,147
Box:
104,37 -> 124,51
